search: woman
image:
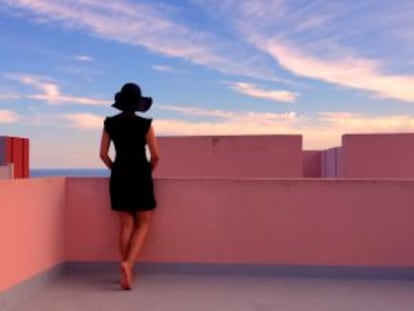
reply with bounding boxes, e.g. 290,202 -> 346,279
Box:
99,82 -> 159,290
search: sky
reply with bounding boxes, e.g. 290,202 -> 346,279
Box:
0,0 -> 414,168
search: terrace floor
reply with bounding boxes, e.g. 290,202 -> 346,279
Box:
7,270 -> 414,311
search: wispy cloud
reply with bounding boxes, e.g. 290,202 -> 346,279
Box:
4,73 -> 109,105
227,82 -> 299,103
264,42 -> 414,102
72,55 -> 94,62
152,65 -> 174,72
158,105 -> 235,119
0,109 -> 20,123
61,105 -> 414,149
62,113 -> 104,130
158,104 -> 297,121
318,112 -> 414,132
196,0 -> 287,25
63,107 -> 300,136
0,0 -> 283,82
0,93 -> 20,100
197,0 -> 414,102
294,15 -> 331,32
153,110 -> 414,148
28,93 -> 109,105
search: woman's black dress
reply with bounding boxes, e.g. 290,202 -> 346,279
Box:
104,113 -> 156,212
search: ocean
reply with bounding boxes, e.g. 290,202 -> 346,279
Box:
30,168 -> 110,178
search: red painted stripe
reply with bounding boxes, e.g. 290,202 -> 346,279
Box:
5,137 -> 12,163
23,138 -> 30,178
12,138 -> 23,178
1,136 -> 30,178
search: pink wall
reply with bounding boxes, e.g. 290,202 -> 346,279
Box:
302,151 -> 321,178
342,133 -> 414,178
154,135 -> 303,178
0,178 -> 66,292
65,178 -> 414,267
3,176 -> 414,293
65,178 -> 117,261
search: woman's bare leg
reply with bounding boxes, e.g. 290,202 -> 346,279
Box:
118,212 -> 135,290
118,212 -> 135,261
122,211 -> 153,288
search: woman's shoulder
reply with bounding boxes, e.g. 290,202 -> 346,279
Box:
135,114 -> 151,120
136,115 -> 153,123
105,113 -> 123,122
135,115 -> 153,131
105,114 -> 152,127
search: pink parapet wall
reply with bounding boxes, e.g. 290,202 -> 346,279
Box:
342,133 -> 414,178
3,176 -> 414,293
154,135 -> 303,178
0,178 -> 66,292
65,178 -> 117,261
66,177 -> 414,267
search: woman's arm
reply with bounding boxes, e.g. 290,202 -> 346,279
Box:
99,129 -> 113,170
146,125 -> 160,170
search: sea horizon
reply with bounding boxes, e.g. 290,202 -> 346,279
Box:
30,168 -> 110,177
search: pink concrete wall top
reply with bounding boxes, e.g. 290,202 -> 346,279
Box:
153,135 -> 303,178
66,177 -> 414,267
302,151 -> 321,178
0,178 -> 66,292
342,133 -> 414,178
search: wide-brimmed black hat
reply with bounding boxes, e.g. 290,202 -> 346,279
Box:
112,82 -> 152,112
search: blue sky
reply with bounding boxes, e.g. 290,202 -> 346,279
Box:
0,0 -> 413,168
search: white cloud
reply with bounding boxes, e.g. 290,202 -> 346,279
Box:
62,113 -> 104,130
0,93 -> 20,100
61,105 -> 414,149
195,1 -> 414,102
265,42 -> 414,102
318,112 -> 414,132
0,109 -> 20,123
0,0 -> 282,82
28,94 -> 109,105
73,55 -> 93,62
238,0 -> 286,22
153,115 -> 299,137
294,15 -> 331,32
158,105 -> 234,118
5,73 -> 110,105
227,82 -> 299,103
152,65 -> 174,72
158,104 -> 297,123
154,110 -> 414,149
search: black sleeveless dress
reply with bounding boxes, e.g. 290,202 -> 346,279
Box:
104,113 -> 156,212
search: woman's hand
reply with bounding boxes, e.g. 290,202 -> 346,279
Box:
146,126 -> 159,170
99,129 -> 113,170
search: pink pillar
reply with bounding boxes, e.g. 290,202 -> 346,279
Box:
0,136 -> 30,178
